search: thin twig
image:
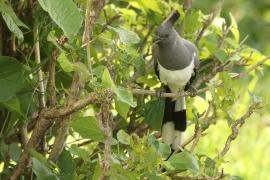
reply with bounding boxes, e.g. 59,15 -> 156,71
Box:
218,103 -> 261,158
189,102 -> 212,153
47,49 -> 58,106
33,23 -> 47,154
195,8 -> 220,45
236,55 -> 270,78
33,24 -> 46,109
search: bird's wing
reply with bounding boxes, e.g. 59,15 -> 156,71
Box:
152,44 -> 160,79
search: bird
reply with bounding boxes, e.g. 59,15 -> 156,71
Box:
152,10 -> 200,152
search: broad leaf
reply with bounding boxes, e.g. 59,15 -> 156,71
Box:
71,116 -> 104,142
166,151 -> 199,175
69,144 -> 89,160
57,52 -> 74,72
109,26 -> 140,45
136,0 -> 162,14
115,87 -> 137,108
115,99 -> 130,119
117,130 -> 131,145
102,69 -> 136,107
144,99 -> 164,130
38,0 -> 83,39
32,157 -> 60,180
2,97 -> 26,119
229,13 -> 240,43
0,56 -> 24,102
102,68 -> 116,89
0,2 -> 28,40
58,150 -> 76,180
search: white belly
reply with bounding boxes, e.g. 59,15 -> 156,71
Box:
158,59 -> 194,92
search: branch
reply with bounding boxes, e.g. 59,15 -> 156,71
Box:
82,0 -> 106,46
33,24 -> 46,109
100,14 -> 121,34
10,89 -> 113,179
10,116 -> 53,180
195,8 -> 220,45
44,89 -> 114,119
98,100 -> 112,179
218,103 -> 261,158
83,0 -> 105,78
47,49 -> 58,106
236,55 -> 270,78
183,0 -> 192,12
48,72 -> 82,162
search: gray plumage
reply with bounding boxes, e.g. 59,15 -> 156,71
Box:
152,10 -> 200,151
153,13 -> 199,71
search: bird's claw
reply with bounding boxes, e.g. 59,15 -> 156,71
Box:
188,86 -> 197,97
155,86 -> 165,98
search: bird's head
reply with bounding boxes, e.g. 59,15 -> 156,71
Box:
153,10 -> 180,45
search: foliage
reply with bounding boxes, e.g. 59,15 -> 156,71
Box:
0,0 -> 269,179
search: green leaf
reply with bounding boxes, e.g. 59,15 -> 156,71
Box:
166,151 -> 199,175
2,97 -> 26,119
30,150 -> 50,167
115,87 -> 137,108
32,157 -> 60,180
102,68 -> 116,89
136,0 -> 162,14
58,149 -> 76,180
204,157 -> 218,176
73,62 -> 90,82
214,49 -> 229,63
0,56 -> 24,102
8,143 -> 21,162
144,99 -> 165,130
92,162 -> 102,180
108,26 -> 140,45
38,0 -> 83,39
71,116 -> 104,142
184,10 -> 202,35
102,69 -> 136,107
117,130 -> 131,145
115,99 -> 130,119
69,144 -> 89,160
229,13 -> 240,43
57,52 -> 74,72
158,142 -> 171,159
0,2 -> 28,40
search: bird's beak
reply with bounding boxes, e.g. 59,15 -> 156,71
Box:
153,36 -> 162,44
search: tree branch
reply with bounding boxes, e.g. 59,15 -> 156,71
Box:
218,103 -> 261,158
195,8 -> 220,45
10,88 -> 113,179
48,72 -> 82,162
98,101 -> 112,179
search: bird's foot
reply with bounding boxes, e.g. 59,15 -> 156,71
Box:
185,85 -> 197,97
155,86 -> 165,98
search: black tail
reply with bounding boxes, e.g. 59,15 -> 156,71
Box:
162,86 -> 187,131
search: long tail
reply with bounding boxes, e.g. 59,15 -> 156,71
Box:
162,87 -> 186,151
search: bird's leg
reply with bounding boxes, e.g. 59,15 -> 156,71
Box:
184,83 -> 197,97
155,85 -> 166,98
